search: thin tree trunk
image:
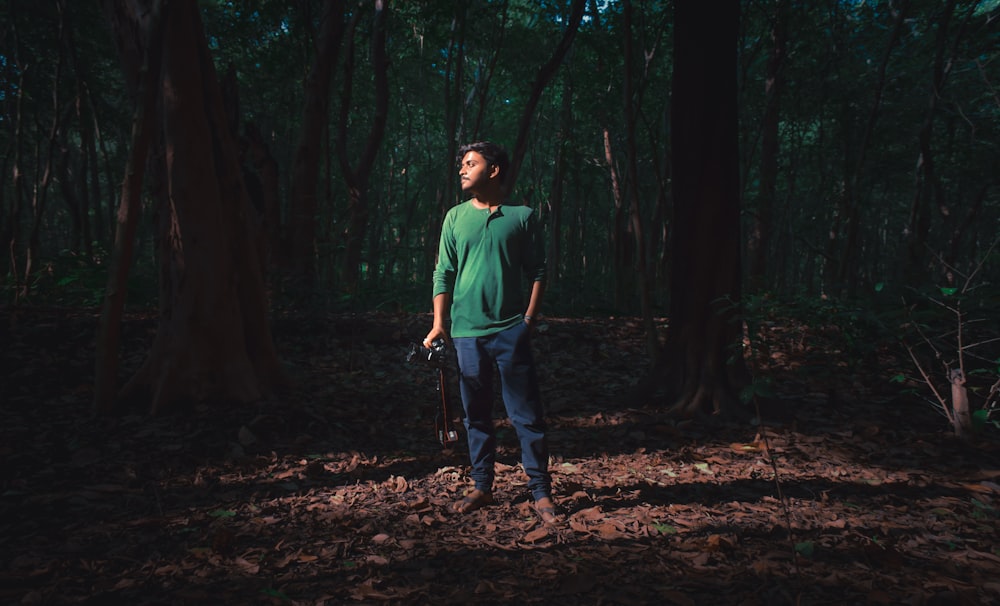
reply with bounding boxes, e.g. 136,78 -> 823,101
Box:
338,0 -> 389,294
748,0 -> 787,293
622,0 -> 658,359
428,3 -> 468,284
905,0 -> 972,286
547,66 -> 572,293
245,121 -> 281,266
287,0 -> 345,285
8,58 -> 27,295
466,2 -> 507,142
22,0 -> 67,299
93,6 -> 162,415
828,0 -> 910,295
0,150 -> 9,270
65,15 -> 95,258
604,129 -> 632,310
57,133 -> 83,252
505,0 -> 586,194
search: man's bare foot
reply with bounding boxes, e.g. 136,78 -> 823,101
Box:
533,496 -> 563,525
453,489 -> 493,514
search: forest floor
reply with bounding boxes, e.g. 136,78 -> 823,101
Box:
2,309 -> 1000,606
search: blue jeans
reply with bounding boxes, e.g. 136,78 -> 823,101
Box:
453,321 -> 551,501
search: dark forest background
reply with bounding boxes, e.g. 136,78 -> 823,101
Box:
3,2 -> 1000,604
1,0 -> 999,419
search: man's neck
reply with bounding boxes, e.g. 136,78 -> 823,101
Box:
471,190 -> 503,209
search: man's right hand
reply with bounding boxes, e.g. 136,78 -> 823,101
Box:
423,326 -> 447,348
425,293 -> 452,347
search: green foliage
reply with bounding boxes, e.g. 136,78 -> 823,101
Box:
2,247 -> 158,309
2,0 -> 999,318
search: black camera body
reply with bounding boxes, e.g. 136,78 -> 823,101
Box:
407,338 -> 448,368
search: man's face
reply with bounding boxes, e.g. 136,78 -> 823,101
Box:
458,151 -> 496,192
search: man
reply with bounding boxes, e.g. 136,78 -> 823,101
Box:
423,141 -> 559,524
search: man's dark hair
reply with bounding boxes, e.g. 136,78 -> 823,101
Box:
457,141 -> 510,184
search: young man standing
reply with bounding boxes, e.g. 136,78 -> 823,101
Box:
423,141 -> 559,524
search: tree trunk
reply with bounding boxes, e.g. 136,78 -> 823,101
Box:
57,133 -> 84,253
8,60 -> 27,295
505,0 -> 586,194
622,0 -> 658,359
427,4 -> 468,285
650,0 -> 747,417
466,4 -> 507,142
546,66 -> 572,293
93,2 -> 162,415
748,0 -> 787,294
604,129 -> 633,311
108,0 -> 285,413
22,1 -> 67,299
65,15 -> 95,258
245,121 -> 282,267
825,1 -> 909,296
905,0 -> 971,286
287,0 -> 345,286
338,1 -> 389,294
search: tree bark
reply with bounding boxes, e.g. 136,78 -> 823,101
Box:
338,0 -> 390,294
105,0 -> 285,413
650,0 -> 747,417
905,0 -> 973,286
748,0 -> 787,293
604,129 -> 632,310
506,0 -> 586,194
245,121 -> 282,267
287,0 -> 345,285
824,1 -> 909,296
22,0 -> 67,299
546,64 -> 573,293
93,1 -> 162,415
427,3 -> 468,284
622,0 -> 658,359
7,51 -> 27,296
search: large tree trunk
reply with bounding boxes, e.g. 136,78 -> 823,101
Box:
649,0 -> 747,417
108,0 -> 285,414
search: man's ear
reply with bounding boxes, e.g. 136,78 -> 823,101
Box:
489,163 -> 501,180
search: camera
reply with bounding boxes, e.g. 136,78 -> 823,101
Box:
407,338 -> 448,368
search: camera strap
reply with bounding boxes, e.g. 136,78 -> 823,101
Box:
436,367 -> 460,447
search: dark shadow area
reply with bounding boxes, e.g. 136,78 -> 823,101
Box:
2,310 -> 999,605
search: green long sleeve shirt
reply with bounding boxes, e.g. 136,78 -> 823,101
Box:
432,201 -> 546,337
